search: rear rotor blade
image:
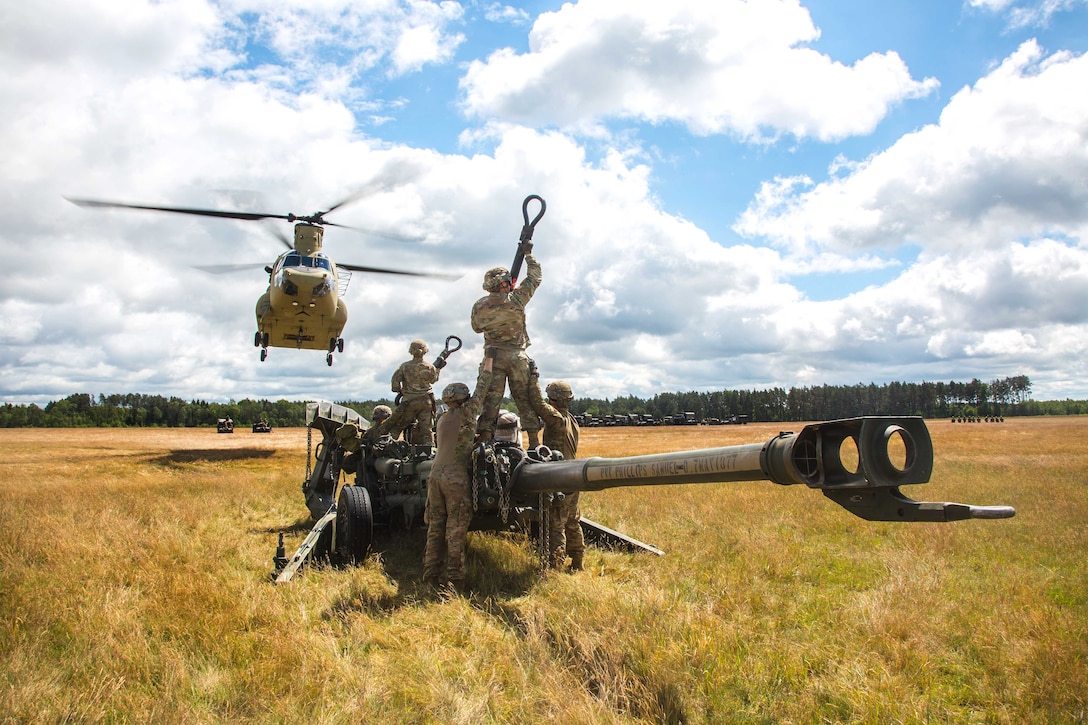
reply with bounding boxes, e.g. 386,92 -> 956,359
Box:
322,164 -> 423,216
322,221 -> 423,242
336,263 -> 460,280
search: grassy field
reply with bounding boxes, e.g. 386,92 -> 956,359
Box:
1,418 -> 1085,723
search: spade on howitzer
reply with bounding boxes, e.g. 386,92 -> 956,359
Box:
509,194 -> 546,286
273,414 -> 1013,582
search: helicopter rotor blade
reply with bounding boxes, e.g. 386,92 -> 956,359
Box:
193,263 -> 271,274
322,221 -> 423,243
336,263 -> 460,280
322,163 -> 424,216
263,221 -> 294,250
66,197 -> 291,223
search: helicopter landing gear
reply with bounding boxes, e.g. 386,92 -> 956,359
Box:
326,337 -> 343,366
257,330 -> 270,361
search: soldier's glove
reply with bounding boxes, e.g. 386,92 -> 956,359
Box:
519,240 -> 533,255
433,355 -> 447,369
528,358 -> 539,378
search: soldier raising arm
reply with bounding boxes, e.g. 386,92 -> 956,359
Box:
378,339 -> 441,445
470,245 -> 545,445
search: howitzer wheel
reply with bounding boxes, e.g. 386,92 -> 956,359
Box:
336,485 -> 373,564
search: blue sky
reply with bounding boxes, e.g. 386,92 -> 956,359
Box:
1,0 -> 1087,405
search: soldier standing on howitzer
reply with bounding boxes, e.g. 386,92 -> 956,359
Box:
471,240 -> 545,446
376,339 -> 442,445
529,373 -> 584,571
423,351 -> 495,592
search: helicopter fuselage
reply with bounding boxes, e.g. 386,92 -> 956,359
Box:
254,223 -> 348,362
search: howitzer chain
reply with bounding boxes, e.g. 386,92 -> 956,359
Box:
538,492 -> 550,575
499,478 -> 511,524
471,445 -> 484,512
305,424 -> 313,482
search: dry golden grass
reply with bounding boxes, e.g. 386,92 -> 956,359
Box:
1,419 -> 1085,723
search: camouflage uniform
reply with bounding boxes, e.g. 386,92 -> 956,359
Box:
529,377 -> 584,570
379,341 -> 440,445
423,361 -> 493,587
470,254 -> 543,441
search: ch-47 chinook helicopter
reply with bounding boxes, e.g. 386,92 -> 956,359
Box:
66,192 -> 459,365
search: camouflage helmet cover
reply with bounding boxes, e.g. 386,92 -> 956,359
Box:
442,382 -> 471,405
371,404 -> 392,421
409,339 -> 428,356
482,266 -> 511,292
546,381 -> 574,402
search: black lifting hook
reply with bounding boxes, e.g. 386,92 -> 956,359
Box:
510,194 -> 546,285
432,335 -> 463,370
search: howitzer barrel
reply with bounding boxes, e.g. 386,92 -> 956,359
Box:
510,417 -> 1015,523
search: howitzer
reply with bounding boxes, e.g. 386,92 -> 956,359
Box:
507,417 -> 1015,522
274,412 -> 1013,582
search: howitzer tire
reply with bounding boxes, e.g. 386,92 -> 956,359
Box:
336,485 -> 373,564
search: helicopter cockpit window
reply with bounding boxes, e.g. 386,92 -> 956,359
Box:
282,252 -> 332,271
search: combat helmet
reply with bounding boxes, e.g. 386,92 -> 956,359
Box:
546,381 -> 574,403
482,266 -> 511,292
409,339 -> 428,356
442,382 -> 471,405
371,404 -> 392,422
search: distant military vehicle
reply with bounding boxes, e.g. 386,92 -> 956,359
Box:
252,418 -> 272,433
272,404 -> 1015,582
217,417 -> 234,433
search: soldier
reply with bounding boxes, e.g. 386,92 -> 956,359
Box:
470,240 -> 544,446
423,352 -> 494,591
493,409 -> 522,445
362,404 -> 392,445
529,375 -> 584,571
378,339 -> 441,445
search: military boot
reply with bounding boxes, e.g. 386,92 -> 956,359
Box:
568,552 -> 584,572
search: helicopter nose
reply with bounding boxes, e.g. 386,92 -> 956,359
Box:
283,268 -> 330,306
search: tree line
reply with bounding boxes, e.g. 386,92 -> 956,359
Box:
2,375 -> 1085,429
569,375 -> 1053,421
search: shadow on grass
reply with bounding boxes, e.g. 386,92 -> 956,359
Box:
255,517 -> 314,536
153,448 -> 278,465
324,528 -> 543,618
